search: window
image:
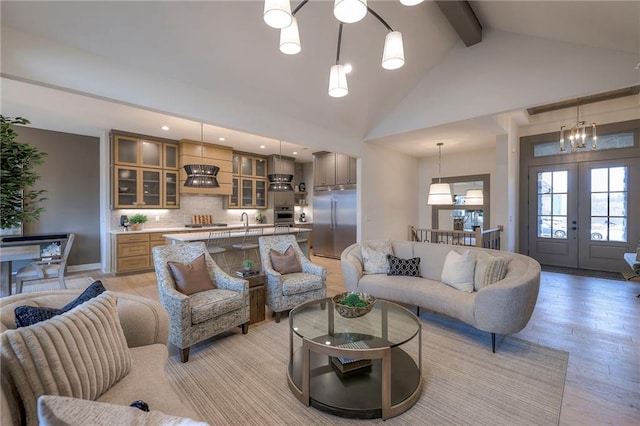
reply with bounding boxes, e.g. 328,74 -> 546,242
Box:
533,131 -> 634,157
590,167 -> 627,242
537,171 -> 568,239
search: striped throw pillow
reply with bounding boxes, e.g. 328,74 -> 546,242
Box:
474,252 -> 507,291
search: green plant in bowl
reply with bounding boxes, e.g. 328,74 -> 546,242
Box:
242,259 -> 255,270
332,292 -> 376,318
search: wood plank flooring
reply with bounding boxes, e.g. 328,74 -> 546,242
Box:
68,255 -> 640,425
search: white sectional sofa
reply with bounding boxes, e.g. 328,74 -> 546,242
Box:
340,241 -> 541,352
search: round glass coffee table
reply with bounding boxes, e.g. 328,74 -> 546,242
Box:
287,297 -> 422,420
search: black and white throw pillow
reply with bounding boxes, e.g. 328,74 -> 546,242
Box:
387,254 -> 421,277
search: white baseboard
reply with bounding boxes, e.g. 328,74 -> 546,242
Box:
68,263 -> 102,273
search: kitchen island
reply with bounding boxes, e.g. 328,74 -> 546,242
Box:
110,225 -> 311,275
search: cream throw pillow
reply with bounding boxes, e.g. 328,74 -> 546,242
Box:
0,292 -> 132,426
441,250 -> 476,292
474,252 -> 507,291
38,396 -> 209,426
361,241 -> 394,274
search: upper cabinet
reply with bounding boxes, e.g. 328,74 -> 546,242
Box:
112,132 -> 180,209
228,153 -> 268,209
179,140 -> 233,196
313,152 -> 357,187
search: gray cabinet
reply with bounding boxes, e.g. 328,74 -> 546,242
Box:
314,152 -> 356,187
269,155 -> 295,176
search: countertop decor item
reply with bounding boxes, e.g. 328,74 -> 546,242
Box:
128,213 -> 148,231
332,291 -> 376,318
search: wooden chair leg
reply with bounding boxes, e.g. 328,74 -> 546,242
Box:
275,311 -> 281,323
16,278 -> 24,294
58,274 -> 67,290
180,347 -> 190,363
241,322 -> 249,334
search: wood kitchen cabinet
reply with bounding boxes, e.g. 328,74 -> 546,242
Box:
113,231 -> 173,274
180,140 -> 233,195
228,153 -> 268,209
313,152 -> 357,187
112,132 -> 180,209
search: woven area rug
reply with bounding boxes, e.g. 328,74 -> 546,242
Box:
166,312 -> 568,426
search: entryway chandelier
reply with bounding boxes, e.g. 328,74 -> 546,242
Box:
263,0 -> 420,97
559,103 -> 597,153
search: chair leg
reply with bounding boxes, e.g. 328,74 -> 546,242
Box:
491,333 -> 496,353
58,274 -> 67,290
180,347 -> 190,363
241,322 -> 249,334
275,311 -> 282,323
16,278 -> 24,294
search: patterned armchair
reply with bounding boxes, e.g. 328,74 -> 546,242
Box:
152,242 -> 249,362
258,235 -> 326,323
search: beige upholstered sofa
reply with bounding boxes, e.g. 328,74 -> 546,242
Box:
0,290 -> 201,426
341,241 -> 541,352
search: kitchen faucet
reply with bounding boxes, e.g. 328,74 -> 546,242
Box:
241,212 -> 249,230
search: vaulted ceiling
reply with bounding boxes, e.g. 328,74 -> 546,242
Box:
1,1 -> 638,161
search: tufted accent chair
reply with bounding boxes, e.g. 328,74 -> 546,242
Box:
258,235 -> 326,323
152,242 -> 250,362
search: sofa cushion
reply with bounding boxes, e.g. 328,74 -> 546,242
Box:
387,254 -> 421,277
270,245 -> 302,274
168,254 -> 215,295
14,280 -> 106,327
38,395 -> 207,426
97,344 -> 201,420
281,272 -> 324,296
474,252 -> 507,290
0,292 -> 131,426
441,250 -> 476,293
361,241 -> 394,274
189,289 -> 244,325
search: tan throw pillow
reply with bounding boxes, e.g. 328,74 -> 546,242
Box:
0,292 -> 132,426
37,396 -> 209,426
474,251 -> 507,291
270,245 -> 302,274
168,254 -> 215,295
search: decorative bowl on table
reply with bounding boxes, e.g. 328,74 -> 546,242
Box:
332,292 -> 376,319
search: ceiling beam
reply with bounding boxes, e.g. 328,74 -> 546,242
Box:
435,1 -> 482,47
526,85 -> 640,115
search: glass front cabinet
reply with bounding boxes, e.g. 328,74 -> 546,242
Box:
112,132 -> 179,209
228,154 -> 268,209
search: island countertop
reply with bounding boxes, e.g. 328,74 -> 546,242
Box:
163,226 -> 310,243
109,223 -> 309,235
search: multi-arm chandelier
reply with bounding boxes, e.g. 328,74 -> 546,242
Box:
559,103 -> 597,153
263,0 -> 423,97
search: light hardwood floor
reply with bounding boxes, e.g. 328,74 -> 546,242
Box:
65,255 -> 640,425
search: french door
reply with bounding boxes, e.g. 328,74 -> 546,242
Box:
528,158 -> 639,271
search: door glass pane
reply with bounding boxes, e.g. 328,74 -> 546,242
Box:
255,180 -> 266,207
241,179 -> 253,207
165,145 -> 177,168
232,155 -> 239,175
230,178 -> 238,206
117,168 -> 137,206
590,167 -> 627,242
241,157 -> 253,176
255,159 -> 266,177
141,141 -> 161,167
165,172 -> 177,207
537,170 -> 567,239
117,138 -> 137,164
142,170 -> 161,206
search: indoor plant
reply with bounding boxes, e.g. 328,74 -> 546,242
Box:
129,213 -> 148,231
0,116 -> 48,234
242,259 -> 255,271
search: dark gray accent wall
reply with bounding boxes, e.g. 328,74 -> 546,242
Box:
16,126 -> 100,266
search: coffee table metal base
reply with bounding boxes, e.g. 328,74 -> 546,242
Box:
287,336 -> 421,419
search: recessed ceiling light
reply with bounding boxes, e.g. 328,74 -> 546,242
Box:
218,137 -> 226,142
161,125 -> 169,131
344,63 -> 353,74
260,145 -> 266,149
292,151 -> 298,155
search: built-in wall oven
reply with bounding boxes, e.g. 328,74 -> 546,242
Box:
274,205 -> 295,225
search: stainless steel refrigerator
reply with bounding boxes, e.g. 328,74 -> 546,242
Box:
313,187 -> 356,258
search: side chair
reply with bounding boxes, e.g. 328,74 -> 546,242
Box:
14,233 -> 76,293
258,234 -> 326,323
152,242 -> 250,362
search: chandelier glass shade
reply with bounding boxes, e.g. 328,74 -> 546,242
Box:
559,104 -> 597,152
334,0 -> 368,24
264,0 -> 417,97
427,143 -> 452,205
183,123 -> 220,188
264,0 -> 293,29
